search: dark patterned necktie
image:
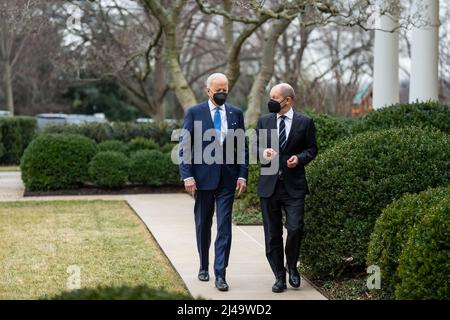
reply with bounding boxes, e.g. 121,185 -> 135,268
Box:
279,115 -> 287,151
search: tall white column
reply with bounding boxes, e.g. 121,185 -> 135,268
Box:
409,0 -> 439,103
373,10 -> 400,109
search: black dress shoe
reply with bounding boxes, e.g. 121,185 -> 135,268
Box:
198,270 -> 209,282
288,268 -> 301,288
215,277 -> 229,291
272,277 -> 287,293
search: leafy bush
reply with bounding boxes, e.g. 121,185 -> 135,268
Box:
127,137 -> 159,154
97,140 -> 128,154
352,101 -> 450,134
45,285 -> 192,300
129,150 -> 179,186
0,116 -> 37,164
395,197 -> 450,300
302,127 -> 450,279
21,134 -> 97,190
366,186 -> 450,299
40,121 -> 179,145
160,143 -> 176,154
88,151 -> 130,188
305,111 -> 352,150
233,165 -> 262,225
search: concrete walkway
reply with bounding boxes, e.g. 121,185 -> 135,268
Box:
0,171 -> 326,300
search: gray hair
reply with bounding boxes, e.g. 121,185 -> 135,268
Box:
206,73 -> 228,88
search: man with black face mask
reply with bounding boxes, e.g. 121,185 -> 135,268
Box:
256,83 -> 317,293
179,73 -> 248,292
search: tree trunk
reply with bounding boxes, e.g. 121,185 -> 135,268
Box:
245,19 -> 292,125
3,61 -> 14,114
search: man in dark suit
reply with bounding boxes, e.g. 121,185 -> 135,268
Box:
256,83 -> 317,293
179,73 -> 248,291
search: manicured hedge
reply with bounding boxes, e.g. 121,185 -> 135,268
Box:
129,150 -> 179,186
395,196 -> 450,300
21,134 -> 97,190
0,116 -> 37,164
366,186 -> 450,299
302,126 -> 450,279
45,285 -> 192,300
127,137 -> 159,154
88,151 -> 130,188
40,121 -> 179,145
97,140 -> 129,154
352,101 -> 450,134
305,111 -> 352,150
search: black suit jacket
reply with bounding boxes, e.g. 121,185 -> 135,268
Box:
256,111 -> 318,198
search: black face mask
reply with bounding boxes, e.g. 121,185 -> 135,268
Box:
268,98 -> 286,113
212,92 -> 227,106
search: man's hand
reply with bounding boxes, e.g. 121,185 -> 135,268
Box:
184,178 -> 196,196
236,179 -> 246,197
287,155 -> 299,168
263,148 -> 277,161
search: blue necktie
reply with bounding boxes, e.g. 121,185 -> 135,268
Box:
214,107 -> 221,141
279,115 -> 287,151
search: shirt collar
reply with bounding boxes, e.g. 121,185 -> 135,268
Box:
208,99 -> 224,111
277,107 -> 294,120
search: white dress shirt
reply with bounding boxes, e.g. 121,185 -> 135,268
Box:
277,107 -> 294,139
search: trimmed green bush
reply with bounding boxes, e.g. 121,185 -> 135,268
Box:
302,127 -> 450,279
160,143 -> 176,154
127,137 -> 159,154
305,111 -> 352,150
21,134 -> 97,190
97,140 -> 128,154
352,101 -> 450,134
129,150 -> 179,186
395,197 -> 450,300
0,116 -> 37,164
233,164 -> 262,225
88,151 -> 130,188
366,186 -> 450,299
45,285 -> 192,300
40,121 -> 179,145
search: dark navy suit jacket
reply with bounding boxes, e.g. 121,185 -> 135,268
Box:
256,111 -> 317,198
179,100 -> 248,190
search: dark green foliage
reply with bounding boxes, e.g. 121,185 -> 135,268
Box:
160,143 -> 177,154
127,137 -> 159,154
366,186 -> 450,299
352,101 -> 450,134
97,140 -> 129,154
88,151 -> 130,188
40,121 -> 179,146
304,111 -> 352,150
0,116 -> 37,164
44,285 -> 192,300
395,197 -> 450,300
302,127 -> 450,279
21,134 -> 97,190
129,150 -> 180,186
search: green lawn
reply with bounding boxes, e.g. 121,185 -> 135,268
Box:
0,166 -> 20,171
0,200 -> 189,299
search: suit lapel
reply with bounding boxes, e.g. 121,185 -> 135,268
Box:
284,112 -> 299,150
202,101 -> 214,130
224,103 -> 233,129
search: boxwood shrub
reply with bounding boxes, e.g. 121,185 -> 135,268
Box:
129,150 -> 179,186
352,101 -> 450,134
0,116 -> 37,164
395,197 -> 450,300
366,186 -> 450,299
88,151 -> 130,188
97,140 -> 129,154
127,137 -> 159,154
302,126 -> 450,279
21,134 -> 97,190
